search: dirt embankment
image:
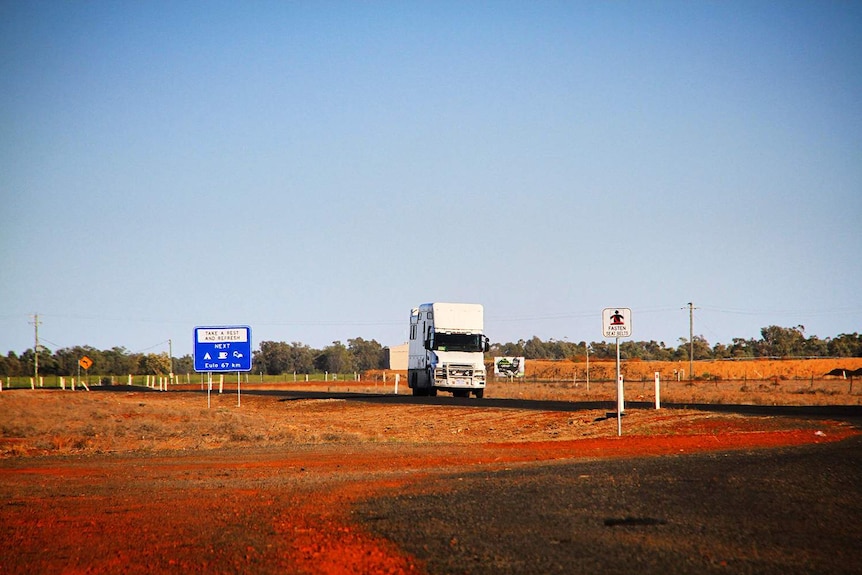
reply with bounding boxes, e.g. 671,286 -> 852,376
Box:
519,357 -> 862,382
369,357 -> 862,383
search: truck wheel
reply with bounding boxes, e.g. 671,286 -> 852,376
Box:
474,389 -> 484,399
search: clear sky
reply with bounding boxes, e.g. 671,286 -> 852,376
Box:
2,1 -> 860,358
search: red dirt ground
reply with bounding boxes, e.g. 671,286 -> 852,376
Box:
0,389 -> 858,574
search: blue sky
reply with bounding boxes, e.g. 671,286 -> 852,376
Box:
2,1 -> 860,358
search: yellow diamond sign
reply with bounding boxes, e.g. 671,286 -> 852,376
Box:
79,356 -> 93,370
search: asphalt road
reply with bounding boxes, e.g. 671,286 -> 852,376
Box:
95,384 -> 862,420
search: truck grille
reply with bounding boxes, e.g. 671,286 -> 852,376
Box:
446,365 -> 473,377
435,364 -> 486,386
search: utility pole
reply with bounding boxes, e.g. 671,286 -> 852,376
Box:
686,302 -> 697,383
585,344 -> 590,392
29,313 -> 41,381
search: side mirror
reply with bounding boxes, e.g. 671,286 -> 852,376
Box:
484,337 -> 490,353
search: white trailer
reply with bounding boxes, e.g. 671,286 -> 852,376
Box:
407,303 -> 489,398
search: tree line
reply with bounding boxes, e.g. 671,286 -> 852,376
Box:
1,327 -> 860,378
493,326 -> 862,361
0,338 -> 388,378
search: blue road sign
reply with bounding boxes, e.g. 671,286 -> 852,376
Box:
194,326 -> 252,372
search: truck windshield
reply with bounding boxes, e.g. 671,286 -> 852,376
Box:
432,333 -> 484,352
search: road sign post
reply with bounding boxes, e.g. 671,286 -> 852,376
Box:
194,326 -> 252,408
77,355 -> 93,391
194,326 -> 252,373
602,308 -> 632,436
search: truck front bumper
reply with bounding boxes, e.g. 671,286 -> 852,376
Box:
434,365 -> 486,389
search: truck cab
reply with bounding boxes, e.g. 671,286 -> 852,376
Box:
407,303 -> 489,398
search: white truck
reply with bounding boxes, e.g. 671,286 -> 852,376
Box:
407,302 -> 490,398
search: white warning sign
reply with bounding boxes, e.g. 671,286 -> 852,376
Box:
602,308 -> 632,338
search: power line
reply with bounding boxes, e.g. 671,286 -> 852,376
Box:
38,337 -> 65,350
24,305 -> 860,331
698,305 -> 862,317
133,340 -> 172,354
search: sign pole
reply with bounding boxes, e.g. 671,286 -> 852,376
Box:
603,308 -> 632,437
616,336 -> 622,436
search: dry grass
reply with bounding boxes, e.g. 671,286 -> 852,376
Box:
1,390 -> 622,457
0,391 -> 289,456
3,356 -> 859,457
1,369 -> 858,459
486,377 -> 861,405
